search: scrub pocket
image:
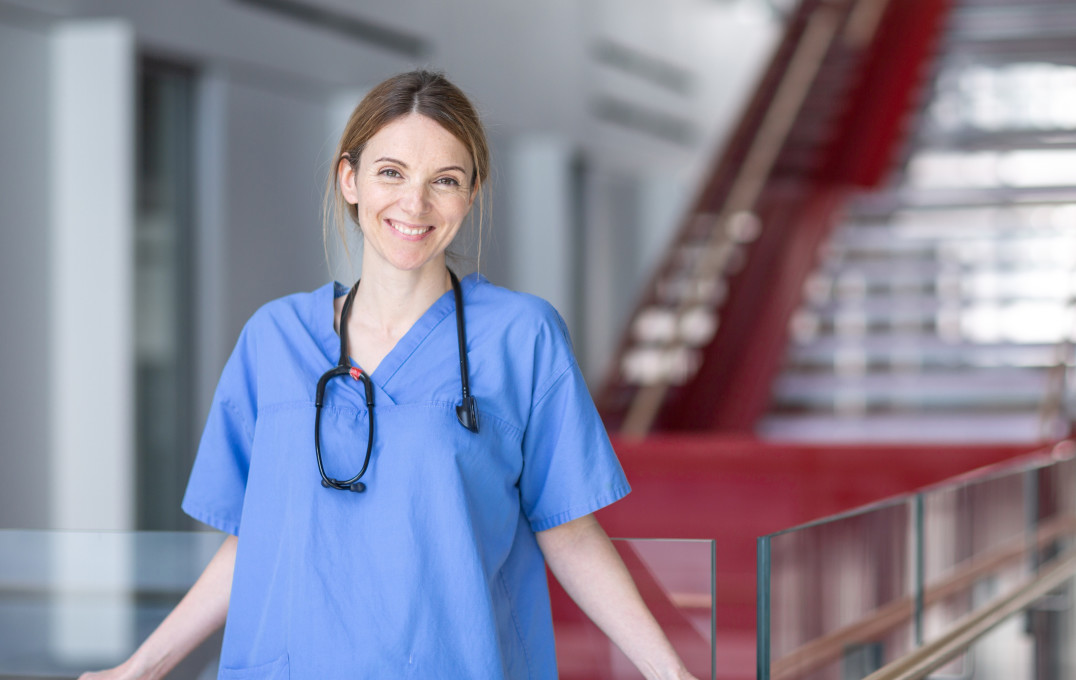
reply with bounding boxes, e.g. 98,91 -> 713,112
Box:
219,652 -> 289,680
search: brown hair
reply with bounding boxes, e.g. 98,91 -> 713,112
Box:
324,70 -> 491,271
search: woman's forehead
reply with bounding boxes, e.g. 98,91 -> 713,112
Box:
363,114 -> 472,169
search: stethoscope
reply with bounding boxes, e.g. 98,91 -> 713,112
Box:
314,269 -> 479,493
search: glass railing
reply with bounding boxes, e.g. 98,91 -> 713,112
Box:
0,530 -> 226,679
757,445 -> 1076,680
0,531 -> 715,679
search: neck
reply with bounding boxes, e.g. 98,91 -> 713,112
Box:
351,257 -> 452,334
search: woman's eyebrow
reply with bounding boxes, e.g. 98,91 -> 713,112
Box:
373,156 -> 467,175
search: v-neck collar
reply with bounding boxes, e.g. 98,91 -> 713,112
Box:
319,274 -> 479,404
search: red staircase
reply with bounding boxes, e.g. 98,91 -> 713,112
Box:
597,0 -> 952,436
549,1 -> 1060,678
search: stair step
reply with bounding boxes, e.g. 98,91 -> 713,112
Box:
801,296 -> 1071,318
783,338 -> 1060,370
791,302 -> 1074,343
826,238 -> 1076,266
838,213 -> 1075,236
832,224 -> 1076,248
814,259 -> 1074,284
805,277 -> 1076,303
758,413 -> 1043,443
841,203 -> 1076,234
770,368 -> 1050,410
841,186 -> 1076,213
792,301 -> 1074,341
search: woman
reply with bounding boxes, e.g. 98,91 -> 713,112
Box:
83,70 -> 696,680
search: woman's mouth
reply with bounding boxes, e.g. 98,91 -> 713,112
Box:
388,220 -> 432,237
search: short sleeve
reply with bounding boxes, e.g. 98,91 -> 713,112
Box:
518,357 -> 630,532
181,324 -> 258,535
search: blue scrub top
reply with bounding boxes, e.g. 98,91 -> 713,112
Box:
182,273 -> 630,679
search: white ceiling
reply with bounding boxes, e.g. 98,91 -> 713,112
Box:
1,0 -> 781,176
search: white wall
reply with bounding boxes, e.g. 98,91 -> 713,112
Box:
48,20 -> 136,532
193,70 -> 346,424
582,171 -> 645,378
505,136 -> 579,333
216,76 -> 338,345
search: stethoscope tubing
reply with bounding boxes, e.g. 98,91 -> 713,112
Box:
315,364 -> 375,492
315,268 -> 477,493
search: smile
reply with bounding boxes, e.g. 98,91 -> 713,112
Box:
388,220 -> 432,237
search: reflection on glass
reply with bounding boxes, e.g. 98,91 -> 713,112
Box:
923,576 -> 1076,680
0,531 -> 224,679
763,500 -> 914,680
0,532 -> 714,680
758,451 -> 1076,680
922,470 -> 1031,651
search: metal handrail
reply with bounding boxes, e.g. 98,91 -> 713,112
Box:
768,513 -> 1076,680
862,548 -> 1076,680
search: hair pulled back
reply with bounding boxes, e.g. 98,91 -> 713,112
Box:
324,70 -> 491,268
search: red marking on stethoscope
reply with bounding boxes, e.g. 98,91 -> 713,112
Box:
349,367 -> 363,381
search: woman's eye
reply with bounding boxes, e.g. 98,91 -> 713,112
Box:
436,177 -> 461,186
378,168 -> 402,178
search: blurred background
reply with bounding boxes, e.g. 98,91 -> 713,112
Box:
0,0 -> 783,532
4,0 -> 1076,678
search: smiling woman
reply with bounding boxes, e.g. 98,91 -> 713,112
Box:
79,70 -> 696,680
324,70 -> 490,275
339,114 -> 475,279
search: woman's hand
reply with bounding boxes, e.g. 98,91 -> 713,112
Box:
78,665 -> 135,680
536,514 -> 700,680
76,535 -> 238,680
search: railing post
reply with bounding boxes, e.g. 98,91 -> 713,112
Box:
1024,466 -> 1040,637
1026,467 -> 1040,573
914,493 -> 925,648
711,539 -> 717,680
757,535 -> 772,680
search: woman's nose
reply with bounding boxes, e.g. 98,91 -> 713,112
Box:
399,182 -> 431,215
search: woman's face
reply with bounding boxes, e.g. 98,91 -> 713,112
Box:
339,113 -> 475,277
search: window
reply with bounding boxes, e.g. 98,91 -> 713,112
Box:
135,58 -> 197,530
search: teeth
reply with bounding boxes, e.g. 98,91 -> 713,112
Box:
390,220 -> 431,236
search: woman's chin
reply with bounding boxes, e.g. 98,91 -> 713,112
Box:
366,250 -> 446,275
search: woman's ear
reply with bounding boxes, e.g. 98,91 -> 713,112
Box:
338,155 -> 359,205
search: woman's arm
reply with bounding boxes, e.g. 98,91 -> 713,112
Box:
79,534 -> 238,680
536,514 -> 698,680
